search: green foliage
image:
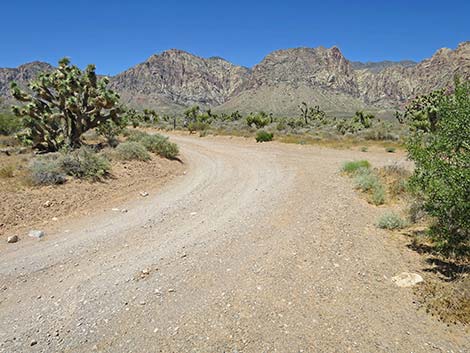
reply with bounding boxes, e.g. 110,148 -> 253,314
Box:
299,102 -> 327,126
255,130 -> 274,142
115,141 -> 151,161
29,147 -> 110,184
405,79 -> 470,255
188,121 -> 210,133
360,146 -> 368,152
0,112 -> 22,135
125,108 -> 159,128
11,58 -> 123,152
336,111 -> 375,135
97,119 -> 127,147
341,160 -> 370,174
386,146 -> 396,153
246,112 -> 270,129
354,168 -> 380,192
353,167 -> 386,205
29,156 -> 66,185
126,130 -> 179,159
376,212 -> 407,229
371,183 -> 386,205
60,146 -> 110,179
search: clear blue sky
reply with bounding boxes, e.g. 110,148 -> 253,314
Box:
2,0 -> 468,75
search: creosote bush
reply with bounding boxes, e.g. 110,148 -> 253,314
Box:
376,212 -> 407,229
115,141 -> 151,161
255,130 -> 274,142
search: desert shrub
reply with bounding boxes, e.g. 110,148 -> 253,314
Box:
386,146 -> 396,153
126,131 -> 179,159
140,134 -> 179,159
0,164 -> 15,178
96,119 -> 127,147
188,121 -> 210,133
29,157 -> 66,185
360,146 -> 368,152
115,141 -> 151,161
341,160 -> 370,174
276,121 -> 287,131
60,146 -> 110,179
418,276 -> 470,325
247,112 -> 270,129
376,212 -> 407,229
0,113 -> 22,135
353,168 -> 380,191
256,130 -> 273,142
123,129 -> 148,141
405,80 -> 470,255
371,183 -> 386,205
379,164 -> 411,198
352,167 -> 387,205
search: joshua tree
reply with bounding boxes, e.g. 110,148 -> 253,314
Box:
11,58 -> 123,151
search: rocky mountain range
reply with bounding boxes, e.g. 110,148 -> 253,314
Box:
1,42 -> 469,116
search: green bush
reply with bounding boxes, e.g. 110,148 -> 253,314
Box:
247,112 -> 270,129
354,168 -> 380,192
29,157 -> 66,185
371,184 -> 386,205
60,146 -> 110,179
139,134 -> 179,159
126,131 -> 179,159
0,113 -> 22,135
255,130 -> 273,142
405,80 -> 470,255
360,146 -> 368,152
341,160 -> 370,174
376,212 -> 407,230
124,129 -> 148,141
188,121 -> 210,133
115,141 -> 151,161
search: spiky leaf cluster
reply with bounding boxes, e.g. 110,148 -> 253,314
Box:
11,58 -> 123,151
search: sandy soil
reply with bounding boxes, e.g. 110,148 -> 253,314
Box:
0,155 -> 185,239
0,134 -> 468,352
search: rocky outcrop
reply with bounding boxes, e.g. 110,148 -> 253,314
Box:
1,42 -> 469,115
0,61 -> 53,104
357,42 -> 470,108
110,49 -> 251,112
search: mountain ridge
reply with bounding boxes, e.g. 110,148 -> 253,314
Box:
1,42 -> 469,116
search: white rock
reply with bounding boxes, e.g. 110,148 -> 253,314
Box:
391,272 -> 424,287
111,208 -> 120,212
28,230 -> 45,239
140,191 -> 149,197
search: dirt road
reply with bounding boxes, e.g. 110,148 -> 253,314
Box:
0,135 -> 468,352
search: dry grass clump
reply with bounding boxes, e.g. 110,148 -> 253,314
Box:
417,275 -> 470,325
